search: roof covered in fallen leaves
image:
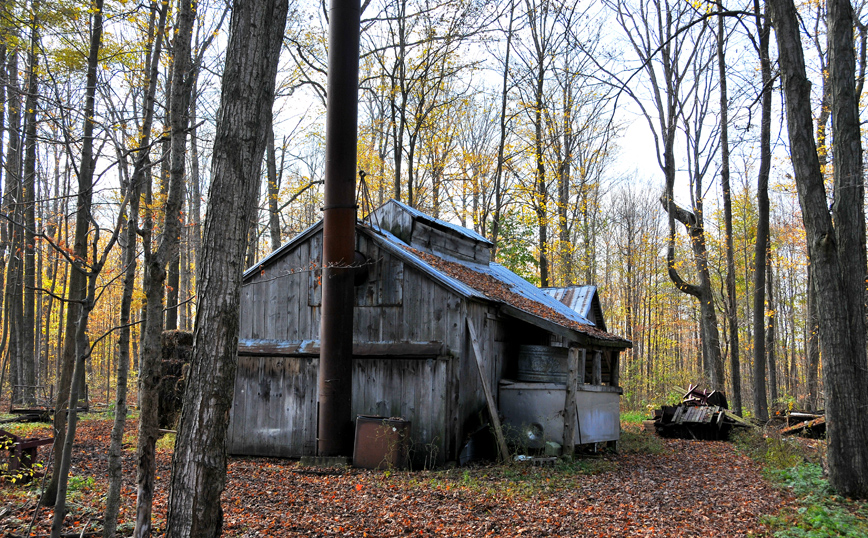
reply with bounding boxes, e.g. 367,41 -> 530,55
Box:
362,222 -> 630,347
242,202 -> 630,348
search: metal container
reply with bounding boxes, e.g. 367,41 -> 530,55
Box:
516,345 -> 569,384
499,380 -> 621,448
353,415 -> 411,470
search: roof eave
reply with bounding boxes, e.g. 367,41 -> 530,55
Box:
499,304 -> 632,349
242,220 -> 323,281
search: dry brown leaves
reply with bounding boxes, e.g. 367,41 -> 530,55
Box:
0,420 -> 791,537
408,248 -> 624,343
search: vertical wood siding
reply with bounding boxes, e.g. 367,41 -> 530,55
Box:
235,226 -> 515,463
227,355 -> 452,464
227,355 -> 318,457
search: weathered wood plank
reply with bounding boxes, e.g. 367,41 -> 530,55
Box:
563,346 -> 579,456
410,220 -> 490,264
466,317 -> 509,462
237,339 -> 447,357
578,348 -> 586,385
227,356 -> 320,457
593,350 -> 602,385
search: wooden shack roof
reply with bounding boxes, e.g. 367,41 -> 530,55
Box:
542,286 -> 607,333
243,203 -> 631,349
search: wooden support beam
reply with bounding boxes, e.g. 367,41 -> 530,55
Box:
466,317 -> 510,462
592,350 -> 602,385
562,346 -> 580,456
578,348 -> 586,385
237,339 -> 446,357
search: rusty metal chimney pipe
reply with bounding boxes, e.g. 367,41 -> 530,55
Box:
317,0 -> 360,457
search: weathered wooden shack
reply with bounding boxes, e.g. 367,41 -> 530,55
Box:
228,200 -> 631,464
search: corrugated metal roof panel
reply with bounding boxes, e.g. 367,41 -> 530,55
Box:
480,265 -> 595,326
543,286 -> 597,320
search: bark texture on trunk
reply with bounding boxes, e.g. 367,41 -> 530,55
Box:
718,3 -> 741,416
134,0 -> 195,534
267,120 -> 281,251
806,264 -> 820,410
104,4 -> 167,536
21,10 -> 39,405
769,0 -> 868,497
750,0 -> 772,422
42,0 -> 99,506
164,0 -> 288,534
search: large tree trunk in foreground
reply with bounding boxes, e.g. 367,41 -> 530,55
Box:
164,0 -> 288,534
769,0 -> 868,498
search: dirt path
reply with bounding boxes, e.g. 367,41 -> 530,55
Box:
0,421 -> 790,537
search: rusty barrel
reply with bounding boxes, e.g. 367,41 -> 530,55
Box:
516,345 -> 569,384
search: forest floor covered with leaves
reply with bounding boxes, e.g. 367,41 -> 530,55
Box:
0,416 -> 822,537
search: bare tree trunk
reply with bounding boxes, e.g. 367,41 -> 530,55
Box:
104,183 -> 140,538
533,61 -> 548,288
751,0 -> 771,422
134,0 -> 196,533
104,3 -> 167,536
51,200 -> 126,538
267,118 -> 281,250
165,252 -> 179,330
245,217 -> 258,267
4,45 -> 22,405
806,263 -> 820,410
824,0 -> 868,495
189,79 -> 201,306
490,0 -> 514,253
766,252 -> 778,404
0,25 -> 8,343
769,0 -> 868,497
557,80 -> 572,286
20,7 -> 39,405
165,0 -> 287,534
48,0 -> 104,529
718,2 -> 741,415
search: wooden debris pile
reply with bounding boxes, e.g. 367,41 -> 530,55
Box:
651,385 -> 754,440
780,411 -> 826,438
